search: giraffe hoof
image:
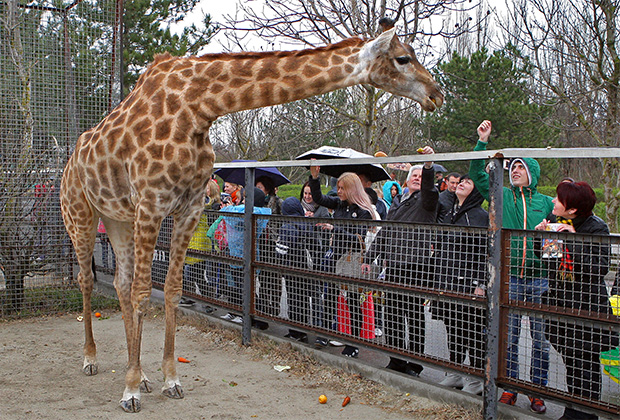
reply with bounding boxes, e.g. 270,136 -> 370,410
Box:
162,384 -> 184,399
83,363 -> 98,376
120,396 -> 141,413
140,379 -> 153,393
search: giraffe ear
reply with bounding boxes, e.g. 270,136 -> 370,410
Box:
369,27 -> 397,57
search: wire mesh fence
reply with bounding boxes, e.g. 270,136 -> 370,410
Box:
500,228 -> 619,414
0,0 -> 121,316
148,206 -> 619,418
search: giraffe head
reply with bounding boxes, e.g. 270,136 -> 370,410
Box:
359,20 -> 444,112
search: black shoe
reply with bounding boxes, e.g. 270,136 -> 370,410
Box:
386,357 -> 408,373
405,362 -> 423,377
179,297 -> 195,307
558,407 -> 598,420
252,319 -> 269,330
202,305 -> 215,314
314,337 -> 329,348
284,329 -> 308,343
341,345 -> 359,358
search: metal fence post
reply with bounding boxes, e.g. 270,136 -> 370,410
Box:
242,168 -> 255,345
484,158 -> 504,420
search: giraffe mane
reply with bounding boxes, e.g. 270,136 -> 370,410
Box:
195,37 -> 367,61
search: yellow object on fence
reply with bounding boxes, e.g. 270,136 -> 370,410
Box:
610,295 -> 619,316
600,295 -> 619,383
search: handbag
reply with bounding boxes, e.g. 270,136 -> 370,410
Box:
335,234 -> 365,278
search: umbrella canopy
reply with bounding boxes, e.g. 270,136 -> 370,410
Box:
214,160 -> 291,187
295,146 -> 390,182
433,163 -> 448,172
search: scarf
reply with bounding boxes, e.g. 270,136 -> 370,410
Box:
301,199 -> 319,214
557,216 -> 574,282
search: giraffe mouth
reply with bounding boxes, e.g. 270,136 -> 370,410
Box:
425,93 -> 443,112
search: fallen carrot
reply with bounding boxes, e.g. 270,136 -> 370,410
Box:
178,356 -> 190,363
342,396 -> 351,407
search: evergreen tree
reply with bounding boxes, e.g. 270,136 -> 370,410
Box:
425,47 -> 557,152
122,0 -> 215,94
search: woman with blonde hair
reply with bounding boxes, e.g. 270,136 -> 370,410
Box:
308,163 -> 377,357
206,178 -> 222,210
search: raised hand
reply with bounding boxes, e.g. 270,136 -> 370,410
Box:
477,120 -> 492,143
310,158 -> 320,179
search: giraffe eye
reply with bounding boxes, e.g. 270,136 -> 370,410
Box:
395,56 -> 411,65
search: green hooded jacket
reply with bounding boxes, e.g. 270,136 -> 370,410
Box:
469,140 -> 554,278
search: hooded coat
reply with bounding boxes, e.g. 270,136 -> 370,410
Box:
436,189 -> 456,223
469,141 -> 554,278
437,182 -> 489,295
382,180 -> 402,208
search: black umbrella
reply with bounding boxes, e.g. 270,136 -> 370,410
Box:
295,146 -> 390,182
214,160 -> 291,187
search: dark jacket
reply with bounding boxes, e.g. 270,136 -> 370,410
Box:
436,189 -> 456,223
276,197 -> 321,270
437,185 -> 489,295
543,214 -> 612,314
365,166 -> 438,275
542,213 -> 617,351
309,176 -> 372,259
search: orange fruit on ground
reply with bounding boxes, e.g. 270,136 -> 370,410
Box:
318,394 -> 327,404
95,312 -> 101,318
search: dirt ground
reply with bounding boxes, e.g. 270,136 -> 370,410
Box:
0,309 -> 481,420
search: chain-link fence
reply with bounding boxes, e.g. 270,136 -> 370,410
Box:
0,0 -> 121,316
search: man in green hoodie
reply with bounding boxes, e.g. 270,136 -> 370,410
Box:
469,120 -> 554,414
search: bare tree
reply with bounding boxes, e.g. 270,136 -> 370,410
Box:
498,0 -> 620,230
211,0 -> 486,157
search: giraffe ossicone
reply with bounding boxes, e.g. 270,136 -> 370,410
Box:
60,21 -> 443,413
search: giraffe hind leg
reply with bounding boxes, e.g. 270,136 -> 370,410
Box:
60,171 -> 98,376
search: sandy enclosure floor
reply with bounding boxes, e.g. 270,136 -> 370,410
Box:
0,310 -> 481,420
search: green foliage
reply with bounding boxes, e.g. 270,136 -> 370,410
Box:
425,47 -> 558,152
277,184 -> 331,200
0,286 -> 119,319
122,0 -> 215,94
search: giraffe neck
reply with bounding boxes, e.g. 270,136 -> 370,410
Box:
148,38 -> 370,122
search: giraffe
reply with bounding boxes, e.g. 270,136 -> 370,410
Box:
60,19 -> 443,413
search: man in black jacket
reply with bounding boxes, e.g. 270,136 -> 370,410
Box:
362,147 -> 439,376
436,172 -> 460,222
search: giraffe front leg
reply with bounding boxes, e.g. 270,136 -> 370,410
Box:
119,207 -> 165,412
160,247 -> 185,400
159,209 -> 203,399
161,300 -> 183,399
120,304 -> 146,412
104,218 -> 153,395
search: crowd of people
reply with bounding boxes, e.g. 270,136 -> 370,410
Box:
172,120 -> 618,420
